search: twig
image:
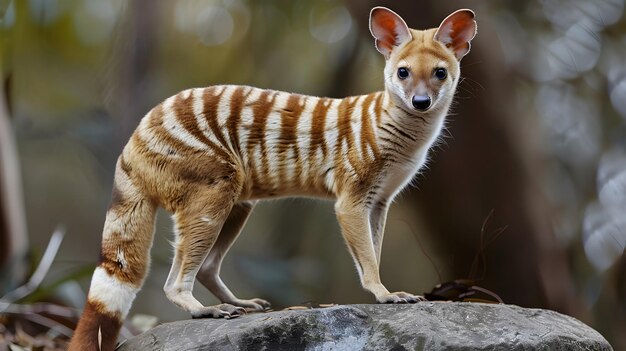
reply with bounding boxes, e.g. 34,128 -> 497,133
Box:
398,218 -> 443,284
0,227 -> 65,311
469,210 -> 507,281
469,209 -> 494,281
1,302 -> 80,319
470,285 -> 504,303
1,301 -> 134,339
10,312 -> 75,338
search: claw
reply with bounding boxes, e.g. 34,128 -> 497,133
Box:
248,303 -> 263,311
378,291 -> 425,304
406,295 -> 420,303
251,298 -> 272,309
191,303 -> 248,319
228,298 -> 272,312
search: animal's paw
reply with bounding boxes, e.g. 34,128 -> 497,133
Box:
191,303 -> 246,319
230,298 -> 272,312
376,291 -> 426,304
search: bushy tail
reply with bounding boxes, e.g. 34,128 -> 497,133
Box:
69,300 -> 123,350
69,157 -> 157,351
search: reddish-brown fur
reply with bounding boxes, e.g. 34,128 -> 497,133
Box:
69,301 -> 122,351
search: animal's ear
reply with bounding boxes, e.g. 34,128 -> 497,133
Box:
434,9 -> 477,60
369,7 -> 412,59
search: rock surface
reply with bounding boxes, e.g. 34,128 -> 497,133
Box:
118,302 -> 612,350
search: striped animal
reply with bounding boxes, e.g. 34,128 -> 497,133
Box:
69,7 -> 477,350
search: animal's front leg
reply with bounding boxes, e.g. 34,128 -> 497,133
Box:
369,200 -> 427,302
335,196 -> 422,303
369,200 -> 389,267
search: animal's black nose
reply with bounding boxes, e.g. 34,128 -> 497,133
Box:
412,95 -> 431,111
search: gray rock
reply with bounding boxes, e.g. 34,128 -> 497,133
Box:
117,302 -> 612,351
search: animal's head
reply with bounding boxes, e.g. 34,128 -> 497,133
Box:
369,7 -> 477,115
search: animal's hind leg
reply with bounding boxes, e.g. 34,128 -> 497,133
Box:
163,182 -> 245,318
196,200 -> 271,311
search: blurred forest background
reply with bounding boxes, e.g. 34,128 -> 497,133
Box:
1,0 -> 625,348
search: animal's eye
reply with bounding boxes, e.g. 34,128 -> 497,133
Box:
397,67 -> 409,80
435,68 -> 447,80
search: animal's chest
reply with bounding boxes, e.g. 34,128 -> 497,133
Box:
375,150 -> 429,201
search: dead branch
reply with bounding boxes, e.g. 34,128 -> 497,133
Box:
0,228 -> 65,311
0,75 -> 29,292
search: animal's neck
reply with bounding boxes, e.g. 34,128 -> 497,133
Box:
374,90 -> 447,162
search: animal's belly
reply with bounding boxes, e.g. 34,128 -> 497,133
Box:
241,168 -> 335,201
